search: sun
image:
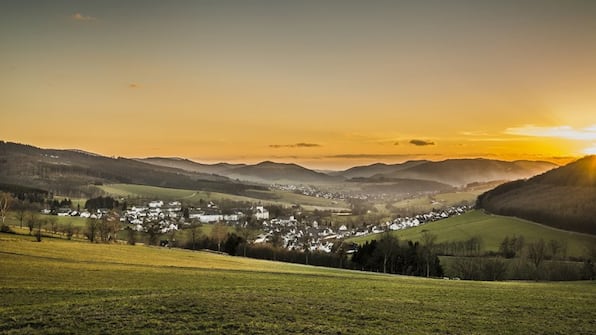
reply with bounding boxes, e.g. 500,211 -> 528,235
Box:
583,144 -> 596,155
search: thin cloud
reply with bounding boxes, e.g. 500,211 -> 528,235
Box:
129,83 -> 139,89
71,12 -> 96,21
326,153 -> 440,159
505,125 -> 596,141
269,143 -> 321,149
409,139 -> 435,146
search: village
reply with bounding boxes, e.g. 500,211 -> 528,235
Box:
42,198 -> 470,254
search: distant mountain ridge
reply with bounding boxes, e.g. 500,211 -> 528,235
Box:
1,141 -> 561,199
225,161 -> 341,184
477,156 -> 596,235
349,159 -> 557,187
0,141 -> 265,198
333,160 -> 429,179
139,157 -> 246,175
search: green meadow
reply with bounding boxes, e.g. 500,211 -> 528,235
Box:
348,210 -> 596,258
1,234 -> 595,334
98,183 -> 349,210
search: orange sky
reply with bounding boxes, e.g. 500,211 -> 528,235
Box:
1,1 -> 595,169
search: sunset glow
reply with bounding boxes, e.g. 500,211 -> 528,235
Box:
2,1 -> 596,169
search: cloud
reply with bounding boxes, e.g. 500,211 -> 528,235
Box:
409,139 -> 435,146
71,12 -> 96,21
326,153 -> 440,159
505,125 -> 596,141
269,143 -> 321,148
128,83 -> 139,89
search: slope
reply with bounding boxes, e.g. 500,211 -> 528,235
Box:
0,141 -> 265,197
225,161 -> 342,184
477,156 -> 596,234
347,210 -> 596,258
1,234 -> 594,334
139,157 -> 245,175
375,158 -> 557,186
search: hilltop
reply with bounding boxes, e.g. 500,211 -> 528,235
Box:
477,156 -> 596,234
369,159 -> 558,187
0,141 -> 266,198
139,157 -> 246,175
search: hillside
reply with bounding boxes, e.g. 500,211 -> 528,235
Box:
140,157 -> 246,175
347,210 -> 596,258
334,160 -> 429,179
1,234 -> 595,334
373,159 -> 557,187
225,161 -> 341,184
477,156 -> 596,234
0,141 -> 265,197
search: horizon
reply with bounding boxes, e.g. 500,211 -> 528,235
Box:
2,139 -> 580,171
2,1 -> 596,170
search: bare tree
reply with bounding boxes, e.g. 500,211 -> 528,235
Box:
528,239 -> 546,268
269,231 -> 283,261
211,222 -> 227,252
421,231 -> 437,278
0,192 -> 13,226
26,211 -> 39,235
236,221 -> 258,257
189,220 -> 202,250
86,218 -> 99,242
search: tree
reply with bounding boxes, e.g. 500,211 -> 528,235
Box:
126,226 -> 137,245
144,219 -> 163,246
13,200 -> 30,229
528,239 -> 546,268
421,231 -> 437,278
26,211 -> 39,235
64,223 -> 75,240
0,192 -> 13,227
47,216 -> 58,235
211,222 -> 227,252
35,218 -> 44,242
269,231 -> 284,261
236,221 -> 258,257
528,239 -> 547,280
86,218 -> 99,242
189,220 -> 202,250
377,233 -> 399,274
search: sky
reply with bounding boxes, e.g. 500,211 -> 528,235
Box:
1,0 -> 596,170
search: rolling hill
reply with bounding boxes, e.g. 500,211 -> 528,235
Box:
477,156 -> 596,234
139,157 -> 246,175
0,141 -> 265,197
333,160 -> 429,179
371,159 -> 557,186
1,233 -> 594,334
224,161 -> 341,184
347,210 -> 596,257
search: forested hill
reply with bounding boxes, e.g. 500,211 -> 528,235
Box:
477,156 -> 596,235
0,141 -> 266,198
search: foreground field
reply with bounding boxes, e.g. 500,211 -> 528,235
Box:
1,234 -> 594,334
348,210 -> 596,258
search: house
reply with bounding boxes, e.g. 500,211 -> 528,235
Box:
255,206 -> 269,220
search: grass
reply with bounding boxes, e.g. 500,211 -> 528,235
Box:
1,233 -> 595,334
347,210 -> 596,258
98,183 -> 348,210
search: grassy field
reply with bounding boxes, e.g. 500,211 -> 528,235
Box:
1,233 -> 595,334
98,183 -> 349,210
347,210 -> 596,258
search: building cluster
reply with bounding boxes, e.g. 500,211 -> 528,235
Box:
39,197 -> 470,253
253,205 -> 471,253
